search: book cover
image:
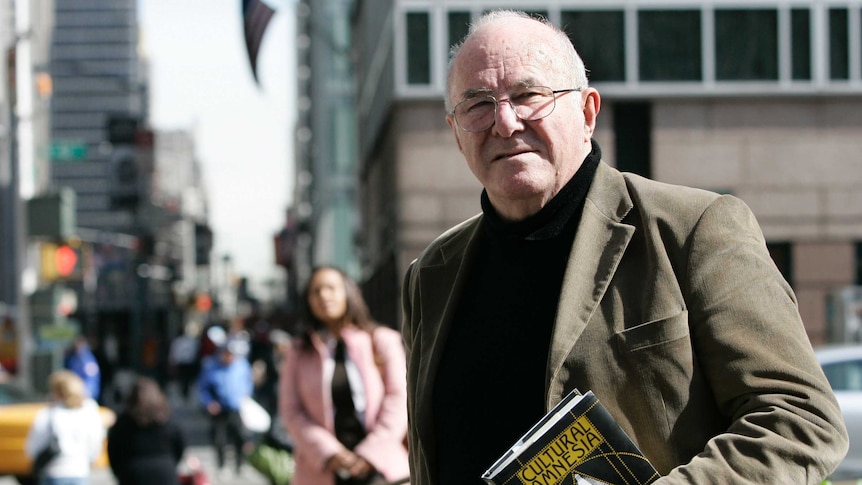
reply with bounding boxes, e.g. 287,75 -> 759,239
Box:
481,389 -> 660,485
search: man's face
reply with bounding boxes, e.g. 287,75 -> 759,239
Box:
447,17 -> 598,220
219,349 -> 235,364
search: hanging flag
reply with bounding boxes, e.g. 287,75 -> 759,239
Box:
242,0 -> 276,83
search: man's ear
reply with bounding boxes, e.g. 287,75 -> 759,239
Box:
582,88 -> 601,139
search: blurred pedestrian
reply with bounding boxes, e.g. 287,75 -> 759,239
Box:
108,377 -> 186,485
64,335 -> 101,402
279,266 -> 409,485
197,338 -> 253,477
25,370 -> 106,485
88,338 -> 113,407
168,322 -> 202,403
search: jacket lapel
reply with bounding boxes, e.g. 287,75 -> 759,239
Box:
546,162 -> 635,405
413,216 -> 483,447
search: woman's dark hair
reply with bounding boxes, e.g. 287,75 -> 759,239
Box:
298,265 -> 378,348
125,376 -> 171,427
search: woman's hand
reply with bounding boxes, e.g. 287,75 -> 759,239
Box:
326,450 -> 376,479
346,455 -> 374,478
326,449 -> 358,477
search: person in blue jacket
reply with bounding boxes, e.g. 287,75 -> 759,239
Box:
197,338 -> 253,477
64,336 -> 101,402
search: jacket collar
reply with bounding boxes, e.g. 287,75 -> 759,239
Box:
417,160 -> 634,402
546,161 -> 634,405
410,160 -> 636,479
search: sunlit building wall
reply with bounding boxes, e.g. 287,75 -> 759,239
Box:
353,0 -> 862,341
49,0 -> 146,231
151,130 -> 210,305
294,0 -> 360,288
0,0 -> 13,318
1,0 -> 56,386
46,0 -> 185,373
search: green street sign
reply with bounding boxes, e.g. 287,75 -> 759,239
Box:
50,141 -> 88,161
38,321 -> 78,341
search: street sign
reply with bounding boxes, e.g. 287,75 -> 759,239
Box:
50,141 -> 88,161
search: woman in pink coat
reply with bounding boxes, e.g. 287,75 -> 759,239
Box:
279,266 -> 410,485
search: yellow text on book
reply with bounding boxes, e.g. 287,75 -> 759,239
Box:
516,415 -> 602,485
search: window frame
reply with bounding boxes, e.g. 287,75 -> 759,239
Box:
394,0 -> 862,100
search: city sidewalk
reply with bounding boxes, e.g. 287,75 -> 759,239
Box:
0,442 -> 269,485
0,380 -> 271,485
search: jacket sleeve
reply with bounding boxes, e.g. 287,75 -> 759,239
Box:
657,195 -> 848,484
278,342 -> 343,471
170,420 -> 187,464
85,400 -> 106,462
24,408 -> 50,458
107,415 -> 129,473
197,358 -> 216,407
354,327 -> 409,467
401,260 -> 427,483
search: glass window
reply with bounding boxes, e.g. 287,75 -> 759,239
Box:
791,9 -> 812,80
715,9 -> 778,80
448,11 -> 471,55
830,8 -> 849,80
483,9 -> 548,19
822,360 -> 862,391
638,10 -> 702,81
856,242 -> 862,285
524,10 -> 549,20
767,242 -> 793,285
561,10 -> 625,82
613,103 -> 651,178
406,12 -> 431,85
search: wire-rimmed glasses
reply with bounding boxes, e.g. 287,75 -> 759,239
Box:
450,86 -> 582,132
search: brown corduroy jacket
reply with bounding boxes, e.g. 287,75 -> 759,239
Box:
402,160 -> 848,485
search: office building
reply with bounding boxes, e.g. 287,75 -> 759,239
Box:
350,0 -> 862,342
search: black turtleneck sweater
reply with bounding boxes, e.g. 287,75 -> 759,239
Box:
432,143 -> 601,485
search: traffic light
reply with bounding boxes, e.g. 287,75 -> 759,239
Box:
39,242 -> 83,281
106,115 -> 139,144
109,146 -> 140,209
29,284 -> 78,337
194,223 -> 213,266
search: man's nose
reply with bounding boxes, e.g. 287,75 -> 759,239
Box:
492,99 -> 524,136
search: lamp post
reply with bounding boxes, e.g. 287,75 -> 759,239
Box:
0,0 -> 36,389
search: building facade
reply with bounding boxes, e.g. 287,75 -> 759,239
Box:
40,0 -> 212,375
1,0 -> 56,385
352,0 -> 862,343
49,0 -> 146,232
293,0 -> 360,294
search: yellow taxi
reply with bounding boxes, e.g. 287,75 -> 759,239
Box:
0,382 -> 115,483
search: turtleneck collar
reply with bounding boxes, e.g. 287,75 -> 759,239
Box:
481,140 -> 601,241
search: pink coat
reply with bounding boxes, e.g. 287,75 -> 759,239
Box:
279,325 -> 410,485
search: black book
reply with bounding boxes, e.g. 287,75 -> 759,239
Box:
481,389 -> 660,485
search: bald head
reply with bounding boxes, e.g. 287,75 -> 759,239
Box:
446,11 -> 588,113
442,9 -> 600,221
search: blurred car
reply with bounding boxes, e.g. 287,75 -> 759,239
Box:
0,381 -> 115,484
816,344 -> 862,481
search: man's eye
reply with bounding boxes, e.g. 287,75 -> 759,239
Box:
464,99 -> 494,113
512,90 -> 543,102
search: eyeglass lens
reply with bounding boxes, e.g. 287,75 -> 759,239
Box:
454,86 -> 559,132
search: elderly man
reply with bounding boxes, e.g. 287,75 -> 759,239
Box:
401,9 -> 848,485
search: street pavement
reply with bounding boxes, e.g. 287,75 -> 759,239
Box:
0,381 -> 271,485
5,380 -> 858,485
